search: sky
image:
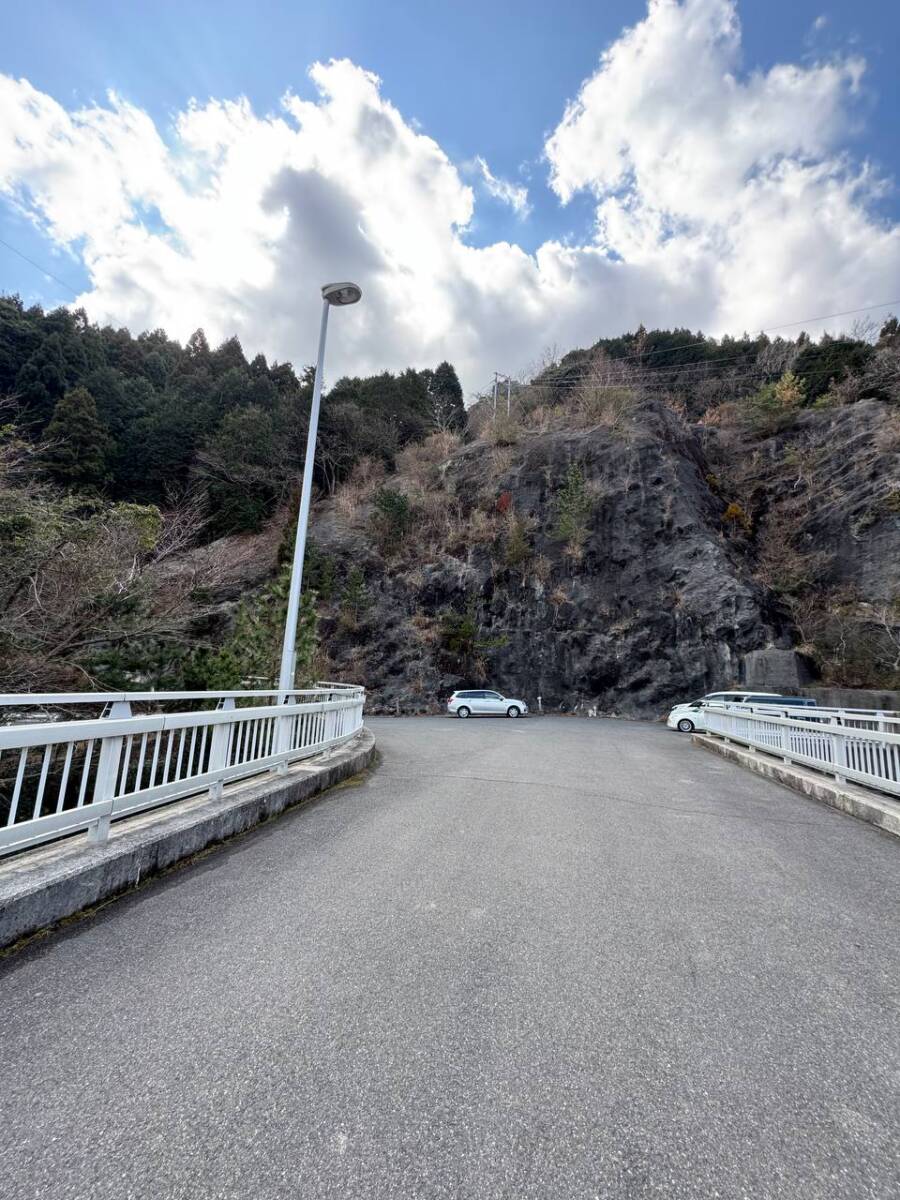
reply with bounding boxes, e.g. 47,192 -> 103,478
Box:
1,0 -> 899,394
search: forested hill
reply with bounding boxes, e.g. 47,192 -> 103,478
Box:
1,292 -> 898,704
0,295 -> 465,534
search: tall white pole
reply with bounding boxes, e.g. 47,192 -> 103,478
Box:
277,297 -> 330,699
492,372 -> 498,417
506,375 -> 511,416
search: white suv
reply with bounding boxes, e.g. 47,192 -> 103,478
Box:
447,690 -> 528,718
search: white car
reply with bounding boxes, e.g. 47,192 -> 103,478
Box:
447,689 -> 528,718
667,690 -> 816,733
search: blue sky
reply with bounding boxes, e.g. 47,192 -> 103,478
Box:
1,0 -> 898,388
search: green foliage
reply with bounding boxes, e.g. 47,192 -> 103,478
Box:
503,515 -> 531,567
438,599 -> 508,667
794,337 -> 875,401
341,566 -> 370,626
744,371 -> 805,433
371,487 -> 412,553
304,541 -> 338,604
554,463 -> 592,551
192,563 -> 318,689
42,387 -> 111,490
201,405 -> 281,534
438,606 -> 479,658
428,361 -> 465,431
0,295 -> 463,536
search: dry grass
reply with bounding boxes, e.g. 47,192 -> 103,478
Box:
572,383 -> 637,431
396,431 -> 461,488
334,455 -> 387,518
489,446 -> 515,477
532,554 -> 553,583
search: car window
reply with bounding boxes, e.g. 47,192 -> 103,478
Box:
485,691 -> 502,699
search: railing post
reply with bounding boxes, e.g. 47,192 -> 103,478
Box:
831,716 -> 847,784
780,719 -> 791,764
208,699 -> 235,799
273,696 -> 294,776
87,701 -> 132,845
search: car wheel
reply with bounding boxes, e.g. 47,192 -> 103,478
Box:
677,718 -> 695,733
457,706 -> 471,719
507,706 -> 521,718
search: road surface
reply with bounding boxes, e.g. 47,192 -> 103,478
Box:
1,716 -> 898,1199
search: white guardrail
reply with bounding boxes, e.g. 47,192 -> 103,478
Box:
701,703 -> 900,798
0,685 -> 365,858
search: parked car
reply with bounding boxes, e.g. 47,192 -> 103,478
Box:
667,691 -> 817,733
447,690 -> 528,718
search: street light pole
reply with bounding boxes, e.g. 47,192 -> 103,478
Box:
277,282 -> 361,701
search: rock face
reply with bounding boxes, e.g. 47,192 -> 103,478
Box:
311,400 -> 789,715
175,395 -> 898,716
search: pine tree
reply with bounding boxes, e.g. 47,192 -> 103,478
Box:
42,387 -> 111,490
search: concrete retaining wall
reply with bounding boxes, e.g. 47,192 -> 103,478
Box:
0,728 -> 376,951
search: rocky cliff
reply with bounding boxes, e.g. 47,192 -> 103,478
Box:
160,391 -> 899,716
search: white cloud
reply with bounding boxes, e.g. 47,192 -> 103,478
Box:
545,0 -> 897,337
0,1 -> 898,396
473,156 -> 531,218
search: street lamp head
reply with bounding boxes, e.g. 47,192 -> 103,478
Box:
322,281 -> 362,307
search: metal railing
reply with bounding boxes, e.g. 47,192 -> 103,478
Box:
0,685 -> 365,858
701,703 -> 900,798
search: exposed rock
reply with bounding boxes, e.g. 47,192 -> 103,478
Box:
313,400 -> 784,715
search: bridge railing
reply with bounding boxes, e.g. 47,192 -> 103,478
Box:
701,703 -> 900,797
0,685 -> 365,858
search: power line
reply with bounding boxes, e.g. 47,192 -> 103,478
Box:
540,299 -> 900,376
0,235 -> 82,298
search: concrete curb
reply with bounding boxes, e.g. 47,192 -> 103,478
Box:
692,732 -> 900,839
0,728 -> 377,951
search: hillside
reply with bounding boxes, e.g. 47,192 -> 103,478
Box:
1,297 -> 898,709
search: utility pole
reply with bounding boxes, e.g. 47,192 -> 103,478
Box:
492,371 -> 512,418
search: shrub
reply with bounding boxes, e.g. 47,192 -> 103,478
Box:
304,541 -> 338,603
486,416 -> 520,446
396,430 -> 460,480
340,566 -> 370,628
438,600 -> 507,666
503,514 -> 531,568
193,564 -> 318,689
722,501 -> 752,534
744,371 -> 805,434
371,487 -> 412,554
573,384 -> 636,430
554,463 -> 593,552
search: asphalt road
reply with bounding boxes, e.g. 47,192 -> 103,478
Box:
1,716 -> 899,1200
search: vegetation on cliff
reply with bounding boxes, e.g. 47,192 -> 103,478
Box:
1,291 -> 897,704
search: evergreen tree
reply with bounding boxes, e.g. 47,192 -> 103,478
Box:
42,387 -> 111,490
15,333 -> 68,427
192,564 -> 318,688
428,361 -> 465,431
